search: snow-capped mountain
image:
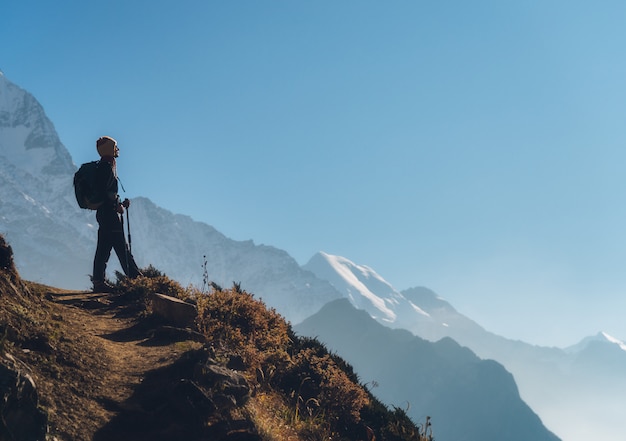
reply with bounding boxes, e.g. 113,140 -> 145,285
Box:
0,72 -> 74,178
305,251 -> 626,441
0,71 -> 341,323
304,251 -> 486,340
0,72 -> 96,286
303,252 -> 406,323
564,331 -> 626,387
566,331 -> 626,354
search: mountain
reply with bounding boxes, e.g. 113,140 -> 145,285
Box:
294,299 -> 560,441
304,252 -> 486,340
0,72 -> 340,323
304,252 -> 421,325
566,331 -> 626,354
565,332 -> 626,383
304,251 -> 626,441
0,72 -> 95,287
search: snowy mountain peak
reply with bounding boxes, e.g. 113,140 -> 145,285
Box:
304,252 -> 492,344
566,331 -> 626,354
303,252 -> 436,324
599,332 -> 626,352
305,252 -> 403,322
0,73 -> 74,177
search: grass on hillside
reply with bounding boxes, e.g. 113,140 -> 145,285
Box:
116,269 -> 434,441
0,237 -> 434,441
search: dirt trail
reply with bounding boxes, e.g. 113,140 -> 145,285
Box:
43,291 -> 193,440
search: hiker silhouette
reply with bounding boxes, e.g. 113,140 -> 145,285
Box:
91,136 -> 142,292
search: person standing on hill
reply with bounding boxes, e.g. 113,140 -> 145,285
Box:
92,136 -> 142,292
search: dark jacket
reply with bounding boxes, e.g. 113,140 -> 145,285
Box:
95,160 -> 121,228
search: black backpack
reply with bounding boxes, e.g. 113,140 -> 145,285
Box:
73,161 -> 104,210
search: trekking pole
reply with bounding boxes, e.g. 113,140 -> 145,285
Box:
120,209 -> 130,276
125,202 -> 132,254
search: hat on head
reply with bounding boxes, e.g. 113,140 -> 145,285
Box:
96,136 -> 118,157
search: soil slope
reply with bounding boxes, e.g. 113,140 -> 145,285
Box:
19,288 -> 201,440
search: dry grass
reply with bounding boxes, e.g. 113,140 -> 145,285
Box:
246,392 -> 303,441
193,285 -> 427,440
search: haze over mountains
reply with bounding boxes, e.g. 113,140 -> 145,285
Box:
303,252 -> 626,441
295,299 -> 560,441
1,71 -> 624,441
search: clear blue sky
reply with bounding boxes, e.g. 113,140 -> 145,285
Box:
4,1 -> 626,347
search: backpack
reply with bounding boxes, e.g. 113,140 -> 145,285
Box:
73,161 -> 104,210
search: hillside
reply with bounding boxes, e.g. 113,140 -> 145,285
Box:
0,234 -> 432,441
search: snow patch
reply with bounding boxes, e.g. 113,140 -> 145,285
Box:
409,301 -> 430,317
601,332 -> 626,352
323,253 -> 397,322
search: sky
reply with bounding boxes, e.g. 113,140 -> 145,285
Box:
3,0 -> 626,348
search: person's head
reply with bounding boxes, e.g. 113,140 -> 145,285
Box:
96,136 -> 119,158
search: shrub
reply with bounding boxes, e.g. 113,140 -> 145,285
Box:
196,286 -> 291,369
115,266 -> 195,303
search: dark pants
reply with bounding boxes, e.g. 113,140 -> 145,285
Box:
92,208 -> 141,282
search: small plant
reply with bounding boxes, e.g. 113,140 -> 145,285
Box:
201,255 -> 209,294
199,255 -> 224,294
420,416 -> 433,441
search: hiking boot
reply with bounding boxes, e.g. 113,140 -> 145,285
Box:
92,280 -> 116,293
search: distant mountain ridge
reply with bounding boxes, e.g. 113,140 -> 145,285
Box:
304,251 -> 626,441
304,252 -> 485,340
295,299 -> 561,441
128,197 -> 341,323
566,331 -> 626,353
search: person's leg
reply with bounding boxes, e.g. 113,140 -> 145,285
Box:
111,230 -> 142,278
93,227 -> 115,291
